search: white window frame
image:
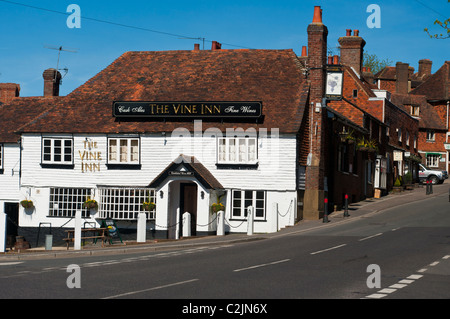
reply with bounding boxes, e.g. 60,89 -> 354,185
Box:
98,187 -> 156,220
48,188 -> 92,218
231,190 -> 266,220
107,137 -> 140,164
426,154 -> 440,168
217,137 -> 257,164
42,138 -> 73,165
426,130 -> 435,142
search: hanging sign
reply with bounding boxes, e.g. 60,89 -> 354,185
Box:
112,101 -> 263,118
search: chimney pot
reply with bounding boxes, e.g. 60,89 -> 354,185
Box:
346,29 -> 352,36
333,55 -> 339,65
353,29 -> 359,36
301,46 -> 308,57
194,43 -> 200,51
312,6 -> 323,24
328,56 -> 333,64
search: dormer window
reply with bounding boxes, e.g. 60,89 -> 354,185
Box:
410,105 -> 420,116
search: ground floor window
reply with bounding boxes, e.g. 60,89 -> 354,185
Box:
48,188 -> 91,218
98,187 -> 156,220
231,190 -> 266,220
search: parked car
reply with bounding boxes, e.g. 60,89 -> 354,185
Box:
418,164 -> 448,184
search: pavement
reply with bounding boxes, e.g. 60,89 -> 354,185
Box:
1,182 -> 449,261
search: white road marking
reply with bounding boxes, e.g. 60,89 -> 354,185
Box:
102,278 -> 199,299
398,279 -> 415,284
407,274 -> 423,280
0,262 -> 23,266
233,259 -> 290,272
310,244 -> 347,255
389,283 -> 407,289
358,233 -> 383,242
417,268 -> 428,273
429,261 -> 440,266
378,288 -> 396,294
443,255 -> 450,260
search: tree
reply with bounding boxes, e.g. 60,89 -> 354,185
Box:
424,0 -> 450,39
363,52 -> 393,75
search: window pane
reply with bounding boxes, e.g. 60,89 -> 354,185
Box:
120,139 -> 128,162
218,139 -> 226,162
109,139 -> 117,161
130,139 -> 139,162
239,139 -> 246,162
248,139 -> 256,162
228,139 -> 235,162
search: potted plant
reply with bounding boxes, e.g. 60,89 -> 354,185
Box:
392,177 -> 403,193
339,129 -> 355,144
211,194 -> 225,213
83,197 -> 98,209
366,139 -> 378,153
142,201 -> 156,211
20,199 -> 34,209
356,138 -> 368,151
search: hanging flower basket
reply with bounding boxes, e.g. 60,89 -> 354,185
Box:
142,201 -> 156,211
211,203 -> 225,213
20,200 -> 34,209
83,199 -> 98,210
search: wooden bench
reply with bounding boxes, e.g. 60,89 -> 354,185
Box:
64,228 -> 110,250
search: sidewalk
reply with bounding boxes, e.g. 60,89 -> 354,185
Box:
1,183 -> 448,261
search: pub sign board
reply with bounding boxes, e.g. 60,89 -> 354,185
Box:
112,101 -> 263,119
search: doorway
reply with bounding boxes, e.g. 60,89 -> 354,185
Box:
4,202 -> 19,248
180,183 -> 198,237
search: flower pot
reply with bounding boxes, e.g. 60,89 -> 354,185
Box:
20,200 -> 34,209
211,204 -> 224,213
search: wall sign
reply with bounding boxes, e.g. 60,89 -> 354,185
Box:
325,72 -> 343,100
112,101 -> 263,118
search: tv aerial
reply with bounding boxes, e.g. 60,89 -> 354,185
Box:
44,45 -> 78,83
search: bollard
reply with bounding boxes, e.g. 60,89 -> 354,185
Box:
430,180 -> 433,194
182,212 -> 191,237
137,212 -> 147,243
217,210 -> 225,236
0,212 -> 6,253
45,234 -> 53,250
247,206 -> 254,235
74,210 -> 82,250
323,198 -> 329,223
426,180 -> 430,195
344,194 -> 350,217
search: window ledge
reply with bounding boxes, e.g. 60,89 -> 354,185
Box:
40,163 -> 74,169
216,163 -> 259,170
106,163 -> 142,170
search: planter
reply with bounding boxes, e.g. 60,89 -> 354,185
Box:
142,202 -> 156,211
20,200 -> 34,209
83,200 -> 98,209
211,204 -> 225,213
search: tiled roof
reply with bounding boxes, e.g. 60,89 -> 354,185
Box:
0,97 -> 60,142
411,61 -> 450,101
390,93 -> 446,130
19,49 -> 309,135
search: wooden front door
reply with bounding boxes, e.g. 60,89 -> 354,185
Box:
181,183 -> 197,236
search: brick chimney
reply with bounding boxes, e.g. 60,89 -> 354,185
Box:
0,83 -> 20,104
395,62 -> 409,94
338,29 -> 366,75
43,68 -> 61,97
211,41 -> 222,50
304,5 -> 328,220
418,59 -> 432,79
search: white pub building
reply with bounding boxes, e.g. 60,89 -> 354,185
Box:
9,47 -> 310,244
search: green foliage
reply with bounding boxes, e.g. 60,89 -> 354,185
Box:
363,52 -> 393,75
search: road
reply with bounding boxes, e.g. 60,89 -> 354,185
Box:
0,185 -> 449,306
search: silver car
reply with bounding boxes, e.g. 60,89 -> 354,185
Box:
419,164 -> 447,184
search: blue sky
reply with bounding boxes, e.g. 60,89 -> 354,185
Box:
0,0 -> 449,97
